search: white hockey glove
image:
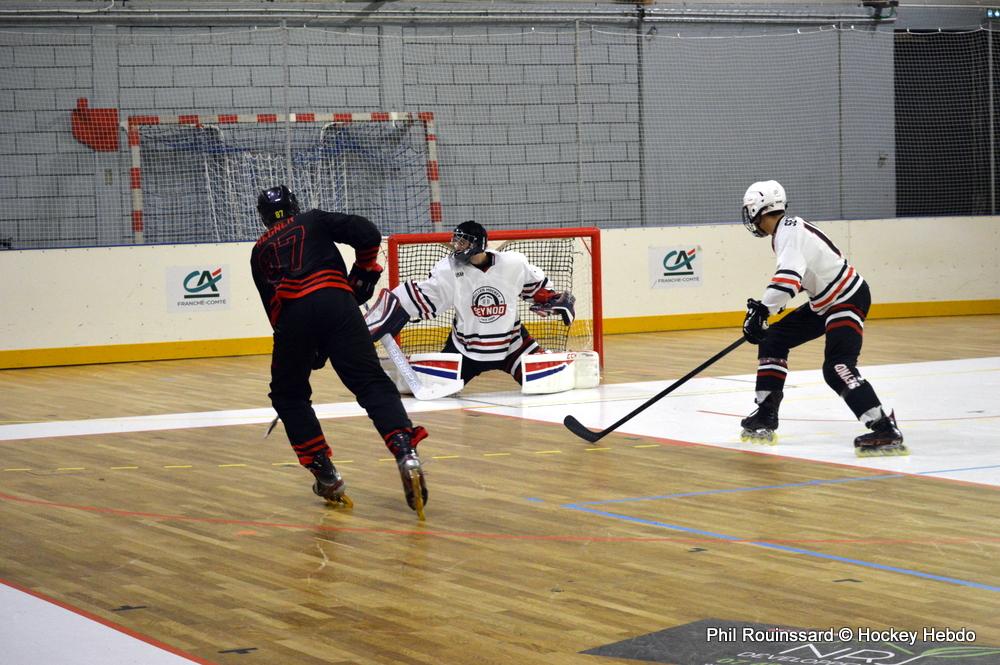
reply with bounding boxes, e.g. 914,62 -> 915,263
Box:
530,290 -> 576,326
364,288 -> 411,342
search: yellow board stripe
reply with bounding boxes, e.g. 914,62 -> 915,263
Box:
602,299 -> 1000,335
1,299 -> 996,369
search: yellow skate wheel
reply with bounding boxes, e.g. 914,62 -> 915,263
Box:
856,445 -> 909,458
324,492 -> 353,509
409,471 -> 425,521
741,431 -> 778,445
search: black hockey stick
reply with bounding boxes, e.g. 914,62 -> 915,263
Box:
563,337 -> 747,443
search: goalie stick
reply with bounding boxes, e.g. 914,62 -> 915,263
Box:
563,337 -> 746,443
362,301 -> 463,401
379,329 -> 463,400
266,309 -> 460,437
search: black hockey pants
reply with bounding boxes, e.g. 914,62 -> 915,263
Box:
441,326 -> 538,384
754,282 -> 882,420
269,288 -> 411,464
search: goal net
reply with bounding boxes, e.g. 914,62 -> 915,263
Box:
384,227 -> 603,364
125,112 -> 442,244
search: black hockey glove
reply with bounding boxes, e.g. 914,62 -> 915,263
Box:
530,291 -> 576,326
742,298 -> 770,344
347,262 -> 383,305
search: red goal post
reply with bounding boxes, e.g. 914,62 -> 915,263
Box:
385,227 -> 603,365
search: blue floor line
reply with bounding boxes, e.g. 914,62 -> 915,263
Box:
746,541 -> 1000,593
563,464 -> 1000,593
571,473 -> 906,506
565,505 -> 1000,592
915,463 -> 1000,475
572,461 -> 1000,508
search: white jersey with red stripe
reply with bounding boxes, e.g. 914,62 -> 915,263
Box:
391,250 -> 548,362
761,215 -> 865,316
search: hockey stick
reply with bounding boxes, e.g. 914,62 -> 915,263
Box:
362,301 -> 464,401
378,330 -> 463,400
563,337 -> 747,443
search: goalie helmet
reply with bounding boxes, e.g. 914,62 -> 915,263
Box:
257,185 -> 300,227
451,220 -> 487,264
741,180 -> 786,237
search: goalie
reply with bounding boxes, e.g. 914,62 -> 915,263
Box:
366,220 -> 578,389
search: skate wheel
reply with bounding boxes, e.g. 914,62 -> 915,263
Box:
741,430 -> 777,446
855,446 -> 909,459
325,492 -> 354,509
408,471 -> 425,521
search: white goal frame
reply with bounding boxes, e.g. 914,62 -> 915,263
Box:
124,111 -> 442,243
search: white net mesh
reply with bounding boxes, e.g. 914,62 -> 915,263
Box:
0,23 -> 996,249
134,115 -> 435,243
384,229 -> 600,360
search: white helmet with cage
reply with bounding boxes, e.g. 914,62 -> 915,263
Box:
741,180 -> 787,237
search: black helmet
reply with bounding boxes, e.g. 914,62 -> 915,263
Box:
451,220 -> 487,263
257,185 -> 300,227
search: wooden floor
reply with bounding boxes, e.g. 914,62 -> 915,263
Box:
1,315 -> 999,665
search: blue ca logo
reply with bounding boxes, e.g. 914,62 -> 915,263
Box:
663,249 -> 697,276
183,268 -> 223,298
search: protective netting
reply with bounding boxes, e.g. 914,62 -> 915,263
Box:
894,30 -> 994,216
386,232 -> 598,358
135,118 -> 434,244
0,23 -> 997,249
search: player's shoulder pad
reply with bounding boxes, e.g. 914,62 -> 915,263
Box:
774,215 -> 805,244
495,249 -> 528,264
431,254 -> 455,274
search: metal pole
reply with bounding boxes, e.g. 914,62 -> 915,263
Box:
575,21 -> 583,223
282,19 -> 292,188
636,5 -> 647,227
990,28 -> 995,214
837,26 -> 843,219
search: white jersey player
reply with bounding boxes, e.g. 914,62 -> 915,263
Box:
738,180 -> 906,457
366,220 -> 575,385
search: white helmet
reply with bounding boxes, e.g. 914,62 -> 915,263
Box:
741,180 -> 786,237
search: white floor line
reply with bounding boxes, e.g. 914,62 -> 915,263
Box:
3,357 -> 998,488
0,580 -> 210,665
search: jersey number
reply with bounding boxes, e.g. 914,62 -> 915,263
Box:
258,227 -> 305,281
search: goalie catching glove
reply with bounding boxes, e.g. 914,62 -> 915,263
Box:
529,289 -> 576,326
365,288 -> 411,342
347,261 -> 383,305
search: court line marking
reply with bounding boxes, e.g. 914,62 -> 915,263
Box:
2,487 -> 995,548
3,357 -> 996,442
562,469 -> 1000,593
570,466 -> 1000,506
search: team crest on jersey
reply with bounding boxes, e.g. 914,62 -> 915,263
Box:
470,286 -> 507,322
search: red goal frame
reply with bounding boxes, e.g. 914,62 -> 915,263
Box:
387,226 -> 603,364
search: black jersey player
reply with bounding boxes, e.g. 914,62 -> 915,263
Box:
251,185 -> 429,517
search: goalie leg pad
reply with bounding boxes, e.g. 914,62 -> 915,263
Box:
521,351 -> 601,394
521,352 -> 578,394
364,288 -> 410,341
573,351 -> 601,389
408,353 -> 465,395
